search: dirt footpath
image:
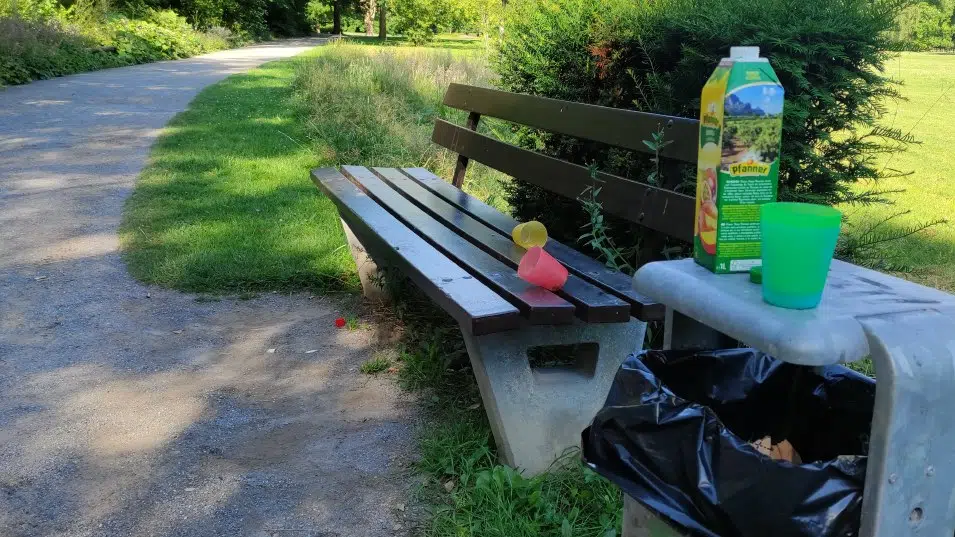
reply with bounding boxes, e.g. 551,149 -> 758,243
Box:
0,39 -> 418,536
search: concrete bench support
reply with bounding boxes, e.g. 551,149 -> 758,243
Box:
461,319 -> 645,476
341,219 -> 389,303
857,310 -> 955,537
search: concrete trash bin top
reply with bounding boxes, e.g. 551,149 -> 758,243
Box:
633,258 -> 955,366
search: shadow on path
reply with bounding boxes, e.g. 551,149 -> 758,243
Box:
0,38 -> 418,536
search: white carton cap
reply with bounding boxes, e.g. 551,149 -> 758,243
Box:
730,46 -> 760,59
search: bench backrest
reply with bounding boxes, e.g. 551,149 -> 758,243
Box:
432,83 -> 698,243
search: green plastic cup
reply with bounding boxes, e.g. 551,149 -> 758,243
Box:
760,202 -> 842,309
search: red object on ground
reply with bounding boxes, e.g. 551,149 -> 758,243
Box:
335,317 -> 346,328
517,246 -> 569,291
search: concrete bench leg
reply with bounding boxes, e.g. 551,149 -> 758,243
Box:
340,219 -> 389,303
461,318 -> 645,476
857,311 -> 955,537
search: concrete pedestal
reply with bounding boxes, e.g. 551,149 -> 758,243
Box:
462,318 -> 645,476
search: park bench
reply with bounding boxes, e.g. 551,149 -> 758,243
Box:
311,83 -> 700,475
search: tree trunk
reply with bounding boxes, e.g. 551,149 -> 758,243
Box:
363,0 -> 377,35
378,1 -> 387,39
332,1 -> 342,34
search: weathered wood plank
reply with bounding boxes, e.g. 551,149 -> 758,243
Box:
311,167 -> 521,335
442,83 -> 699,163
372,167 -> 631,323
430,120 -> 695,243
340,166 -> 576,325
400,167 -> 666,321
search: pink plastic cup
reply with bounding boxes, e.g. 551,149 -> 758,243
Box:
518,247 -> 569,291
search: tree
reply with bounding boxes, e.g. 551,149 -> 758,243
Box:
332,0 -> 341,33
363,0 -> 376,34
378,0 -> 386,38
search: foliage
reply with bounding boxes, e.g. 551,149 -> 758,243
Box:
578,166 -> 637,273
494,0 -> 913,267
265,0 -> 311,36
111,0 -> 306,38
360,0 -> 502,43
0,16 -> 117,85
105,12 -> 206,62
837,210 -> 948,271
0,0 -> 240,85
894,0 -> 955,50
389,0 -> 442,43
305,0 -> 332,29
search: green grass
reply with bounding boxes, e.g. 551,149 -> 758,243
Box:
843,52 -> 955,291
359,354 -> 392,374
122,39 -> 506,293
120,50 -> 357,293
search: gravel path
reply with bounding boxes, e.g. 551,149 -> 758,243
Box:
0,39 -> 418,536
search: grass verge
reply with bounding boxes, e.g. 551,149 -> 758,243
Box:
121,50 -> 357,293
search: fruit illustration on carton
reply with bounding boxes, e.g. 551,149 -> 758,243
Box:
694,46 -> 784,273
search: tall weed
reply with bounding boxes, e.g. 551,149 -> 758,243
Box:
295,43 -> 510,205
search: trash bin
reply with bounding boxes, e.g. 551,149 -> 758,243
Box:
583,348 -> 875,537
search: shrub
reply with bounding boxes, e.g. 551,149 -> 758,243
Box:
0,16 -> 125,85
200,24 -> 239,48
494,0 -> 910,268
106,13 -> 205,62
0,5 -> 232,86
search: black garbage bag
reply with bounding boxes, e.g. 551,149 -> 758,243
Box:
582,348 -> 875,537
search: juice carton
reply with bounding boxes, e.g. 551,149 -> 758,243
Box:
694,46 -> 784,273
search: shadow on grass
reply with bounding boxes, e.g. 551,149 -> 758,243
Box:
120,53 -> 358,294
840,210 -> 955,292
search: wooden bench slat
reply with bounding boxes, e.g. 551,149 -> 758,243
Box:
311,168 -> 521,335
442,83 -> 699,163
400,167 -> 666,322
340,166 -> 576,325
431,119 -> 695,243
372,167 -> 631,324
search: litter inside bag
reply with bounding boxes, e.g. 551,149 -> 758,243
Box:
582,348 -> 875,537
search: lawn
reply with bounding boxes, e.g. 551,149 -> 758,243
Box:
843,52 -> 955,291
120,53 -> 357,293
